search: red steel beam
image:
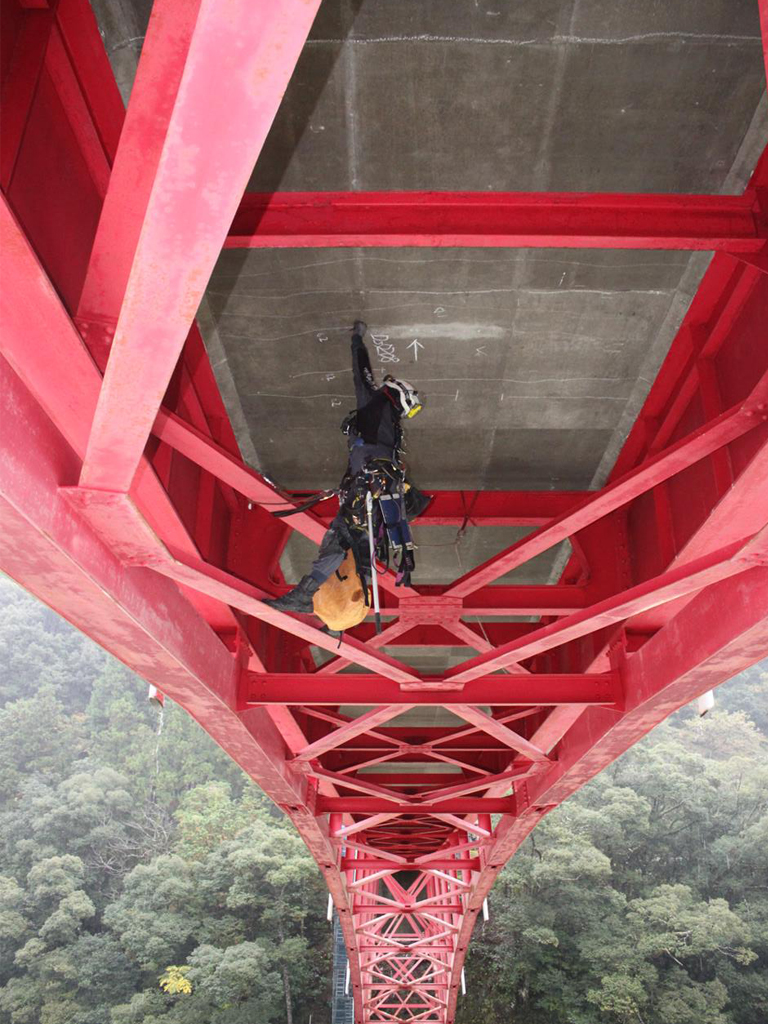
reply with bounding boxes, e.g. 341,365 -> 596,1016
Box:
305,489 -> 587,527
55,484 -> 422,684
243,672 -> 619,706
225,190 -> 768,250
344,622 -> 536,647
79,0 -> 322,494
0,194 -> 229,624
5,9 -> 768,1021
319,798 -> 515,814
75,0 -> 205,340
445,399 -> 767,599
346,860 -> 476,872
377,585 -> 588,617
446,538 -> 760,683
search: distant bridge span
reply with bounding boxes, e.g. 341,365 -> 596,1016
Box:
1,2 -> 768,1021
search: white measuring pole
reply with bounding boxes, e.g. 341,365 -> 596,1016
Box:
365,489 -> 382,634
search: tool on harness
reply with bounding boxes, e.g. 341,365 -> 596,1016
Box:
379,490 -> 416,587
360,461 -> 416,588
365,490 -> 382,635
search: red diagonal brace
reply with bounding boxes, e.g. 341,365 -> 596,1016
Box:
446,402 -> 763,598
447,538 -> 754,683
79,0 -> 322,493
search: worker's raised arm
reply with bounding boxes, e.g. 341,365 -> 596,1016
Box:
351,320 -> 376,408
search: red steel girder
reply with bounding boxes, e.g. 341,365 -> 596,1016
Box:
304,489 -> 586,527
78,0 -> 322,494
225,190 -> 768,250
243,672 -> 619,706
444,563 -> 768,1021
446,536 -> 767,683
320,798 -> 515,814
445,397 -> 767,599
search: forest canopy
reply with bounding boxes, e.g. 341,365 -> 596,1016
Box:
0,574 -> 766,1024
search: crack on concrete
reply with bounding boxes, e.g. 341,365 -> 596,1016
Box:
106,34 -> 145,56
248,390 -> 628,402
530,0 -> 581,191
210,255 -> 689,282
212,287 -> 669,318
307,32 -> 762,47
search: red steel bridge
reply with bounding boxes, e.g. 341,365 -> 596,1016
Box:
2,2 -> 768,1021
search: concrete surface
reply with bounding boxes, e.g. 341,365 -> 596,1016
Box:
91,0 -> 766,605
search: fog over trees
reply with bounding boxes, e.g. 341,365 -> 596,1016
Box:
0,575 -> 766,1023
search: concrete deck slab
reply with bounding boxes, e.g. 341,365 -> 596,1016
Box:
89,0 -> 767,623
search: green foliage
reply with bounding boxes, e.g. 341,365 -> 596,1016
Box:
173,782 -> 270,861
460,708 -> 768,1024
158,966 -> 192,995
0,686 -> 85,802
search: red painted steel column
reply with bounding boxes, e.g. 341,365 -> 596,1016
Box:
78,0 -> 322,494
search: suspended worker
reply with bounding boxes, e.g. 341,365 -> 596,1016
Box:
264,321 -> 428,615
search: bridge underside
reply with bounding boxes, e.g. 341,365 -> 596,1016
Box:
1,2 -> 768,1021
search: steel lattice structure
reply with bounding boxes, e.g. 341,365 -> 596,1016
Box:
1,2 -> 768,1021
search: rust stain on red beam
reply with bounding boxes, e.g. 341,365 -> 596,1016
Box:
244,671 -> 618,705
225,191 -> 767,250
320,798 -> 515,814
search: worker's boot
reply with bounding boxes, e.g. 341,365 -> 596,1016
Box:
263,575 -> 321,614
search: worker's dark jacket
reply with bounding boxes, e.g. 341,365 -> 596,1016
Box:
348,333 -> 400,475
307,336 -> 418,586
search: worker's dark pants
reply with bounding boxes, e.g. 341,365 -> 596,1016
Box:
308,513 -> 351,585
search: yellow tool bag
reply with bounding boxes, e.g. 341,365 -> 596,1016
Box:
313,549 -> 369,631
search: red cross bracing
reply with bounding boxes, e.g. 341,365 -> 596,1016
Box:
2,2 -> 768,1021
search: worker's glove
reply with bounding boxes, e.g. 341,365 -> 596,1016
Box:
352,320 -> 367,337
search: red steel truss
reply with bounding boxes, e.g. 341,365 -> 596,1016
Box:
1,2 -> 768,1021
